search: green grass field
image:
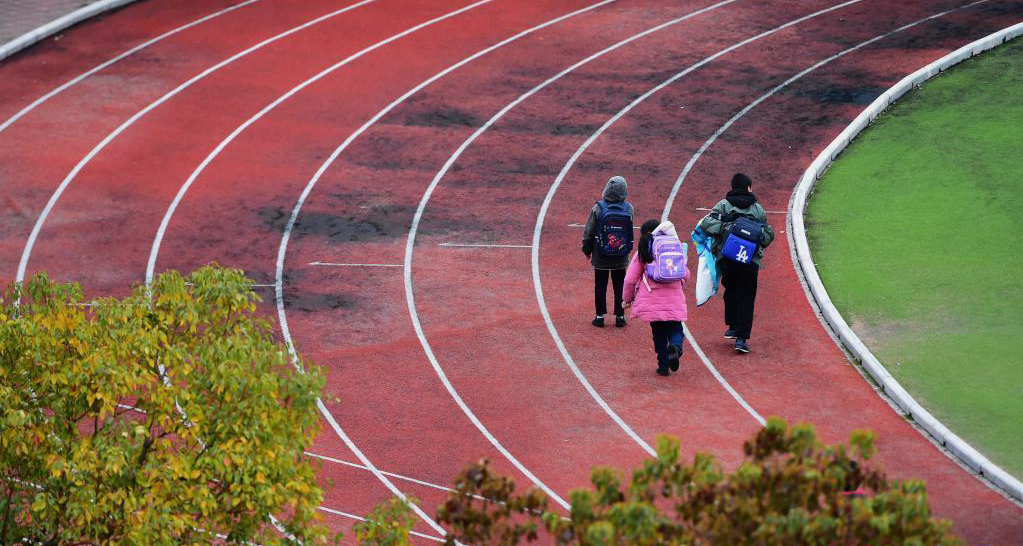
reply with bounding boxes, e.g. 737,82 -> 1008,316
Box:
807,37 -> 1023,479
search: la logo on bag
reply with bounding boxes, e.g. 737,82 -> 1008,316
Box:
735,246 -> 749,264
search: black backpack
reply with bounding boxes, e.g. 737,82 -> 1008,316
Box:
593,200 -> 634,256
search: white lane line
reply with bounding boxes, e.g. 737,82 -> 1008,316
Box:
682,324 -> 765,424
146,0 -> 496,285
306,451 -> 458,494
15,0 -> 382,286
277,0 -> 621,512
317,506 -> 445,543
438,242 -> 531,248
302,453 -> 495,505
310,261 -> 403,267
419,0 -> 751,463
694,207 -> 786,214
117,406 -> 461,499
535,0 -> 866,439
0,0 -> 262,136
658,1 -> 995,424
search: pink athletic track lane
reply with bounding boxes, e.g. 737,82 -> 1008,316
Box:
2,0 -> 1022,544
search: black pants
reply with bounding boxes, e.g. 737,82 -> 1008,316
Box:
650,321 -> 685,371
720,259 -> 759,339
594,268 -> 626,316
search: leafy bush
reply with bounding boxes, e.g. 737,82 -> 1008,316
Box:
438,419 -> 960,546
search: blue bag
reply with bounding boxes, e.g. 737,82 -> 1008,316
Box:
594,200 -> 633,256
721,217 -> 762,265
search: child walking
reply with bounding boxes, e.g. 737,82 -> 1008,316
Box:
623,220 -> 689,376
581,175 -> 634,327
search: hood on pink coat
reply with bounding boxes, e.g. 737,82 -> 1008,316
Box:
653,220 -> 679,239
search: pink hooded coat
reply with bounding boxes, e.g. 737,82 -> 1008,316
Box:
623,221 -> 689,322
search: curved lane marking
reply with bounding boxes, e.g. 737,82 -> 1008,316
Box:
533,0 -> 870,449
0,0 -> 263,136
16,0 -> 381,284
274,0 -> 622,511
146,0 -> 496,284
316,507 -> 444,543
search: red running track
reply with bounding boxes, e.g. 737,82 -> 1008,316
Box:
2,0 -> 1021,543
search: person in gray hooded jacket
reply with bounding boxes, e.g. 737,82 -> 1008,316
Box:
581,175 -> 634,328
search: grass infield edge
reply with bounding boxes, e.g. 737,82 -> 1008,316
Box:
788,21 -> 1023,504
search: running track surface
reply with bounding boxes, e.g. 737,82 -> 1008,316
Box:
2,0 -> 1021,543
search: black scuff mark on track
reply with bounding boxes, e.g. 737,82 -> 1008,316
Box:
402,107 -> 480,128
391,91 -> 482,129
258,201 -> 454,244
292,206 -> 414,242
284,290 -> 358,314
345,134 -> 437,172
786,71 -> 886,106
550,123 -> 602,136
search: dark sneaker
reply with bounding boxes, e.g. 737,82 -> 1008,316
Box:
592,316 -> 605,327
724,329 -> 738,339
667,344 -> 681,372
735,338 -> 750,353
656,367 -> 670,376
615,315 -> 627,328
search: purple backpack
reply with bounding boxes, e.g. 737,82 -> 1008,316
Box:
645,234 -> 687,282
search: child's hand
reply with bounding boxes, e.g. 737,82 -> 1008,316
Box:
623,301 -> 632,308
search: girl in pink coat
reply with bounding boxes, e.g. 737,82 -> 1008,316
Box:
623,220 -> 689,376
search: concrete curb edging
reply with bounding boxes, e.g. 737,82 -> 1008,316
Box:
0,0 -> 142,62
788,22 -> 1023,502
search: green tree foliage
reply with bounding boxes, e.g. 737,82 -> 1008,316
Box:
438,418 -> 961,546
353,497 -> 420,546
0,267 -> 335,545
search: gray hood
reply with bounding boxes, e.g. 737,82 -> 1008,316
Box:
602,175 -> 628,202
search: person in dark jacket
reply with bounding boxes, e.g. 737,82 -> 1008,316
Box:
698,173 -> 775,353
581,175 -> 634,327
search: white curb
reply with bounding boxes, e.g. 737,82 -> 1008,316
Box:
789,22 -> 1023,503
0,0 -> 141,62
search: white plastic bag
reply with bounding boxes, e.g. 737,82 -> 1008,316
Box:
691,227 -> 719,306
695,251 -> 716,306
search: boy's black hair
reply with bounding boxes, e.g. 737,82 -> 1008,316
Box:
731,172 -> 752,190
637,219 -> 660,264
